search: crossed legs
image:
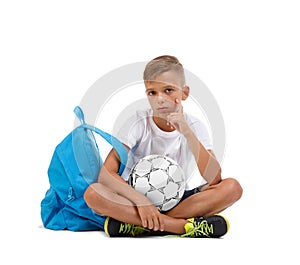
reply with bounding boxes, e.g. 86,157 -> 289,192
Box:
84,177 -> 242,234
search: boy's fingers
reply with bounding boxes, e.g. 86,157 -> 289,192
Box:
142,218 -> 147,228
153,216 -> 159,231
175,98 -> 183,113
166,116 -> 174,129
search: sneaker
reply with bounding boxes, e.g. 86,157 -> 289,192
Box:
104,217 -> 170,237
181,215 -> 229,238
104,217 -> 151,237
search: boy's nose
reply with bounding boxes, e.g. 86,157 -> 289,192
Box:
157,93 -> 166,103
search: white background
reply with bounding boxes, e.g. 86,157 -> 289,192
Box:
1,0 -> 299,264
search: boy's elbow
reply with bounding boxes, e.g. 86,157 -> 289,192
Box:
209,168 -> 222,185
215,172 -> 222,184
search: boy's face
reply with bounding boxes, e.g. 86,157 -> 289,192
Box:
145,71 -> 189,118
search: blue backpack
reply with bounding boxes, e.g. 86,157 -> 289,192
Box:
40,106 -> 128,231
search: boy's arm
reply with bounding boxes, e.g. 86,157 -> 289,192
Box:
167,100 -> 222,185
184,132 -> 222,185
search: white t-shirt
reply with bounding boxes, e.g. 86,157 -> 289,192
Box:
116,109 -> 213,190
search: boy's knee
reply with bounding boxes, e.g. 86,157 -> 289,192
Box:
84,183 -> 109,216
84,183 -> 99,208
224,178 -> 243,202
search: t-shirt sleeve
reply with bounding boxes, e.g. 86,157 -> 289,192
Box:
189,118 -> 213,150
115,113 -> 143,149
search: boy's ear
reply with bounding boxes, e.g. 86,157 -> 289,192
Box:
182,85 -> 190,101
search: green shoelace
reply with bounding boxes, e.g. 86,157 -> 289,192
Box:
181,219 -> 213,238
119,223 -> 150,236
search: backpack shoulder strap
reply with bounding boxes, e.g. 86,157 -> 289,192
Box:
73,106 -> 127,175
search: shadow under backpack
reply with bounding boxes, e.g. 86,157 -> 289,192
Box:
40,106 -> 128,231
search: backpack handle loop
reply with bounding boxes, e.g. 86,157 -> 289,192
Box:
73,106 -> 86,125
74,106 -> 128,175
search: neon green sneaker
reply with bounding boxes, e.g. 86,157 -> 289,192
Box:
181,215 -> 230,238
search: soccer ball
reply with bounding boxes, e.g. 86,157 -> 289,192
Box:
129,155 -> 185,212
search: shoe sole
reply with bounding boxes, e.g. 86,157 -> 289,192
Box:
104,217 -> 110,236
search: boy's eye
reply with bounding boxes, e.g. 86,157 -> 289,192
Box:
146,88 -> 174,96
165,88 -> 174,93
147,91 -> 156,96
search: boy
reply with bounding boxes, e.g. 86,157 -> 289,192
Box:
84,55 -> 243,237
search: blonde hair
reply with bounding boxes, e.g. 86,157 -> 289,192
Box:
143,55 -> 186,87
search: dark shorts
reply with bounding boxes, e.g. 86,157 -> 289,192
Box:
160,185 -> 206,213
179,186 -> 202,202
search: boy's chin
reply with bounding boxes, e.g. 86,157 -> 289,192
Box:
153,112 -> 171,121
